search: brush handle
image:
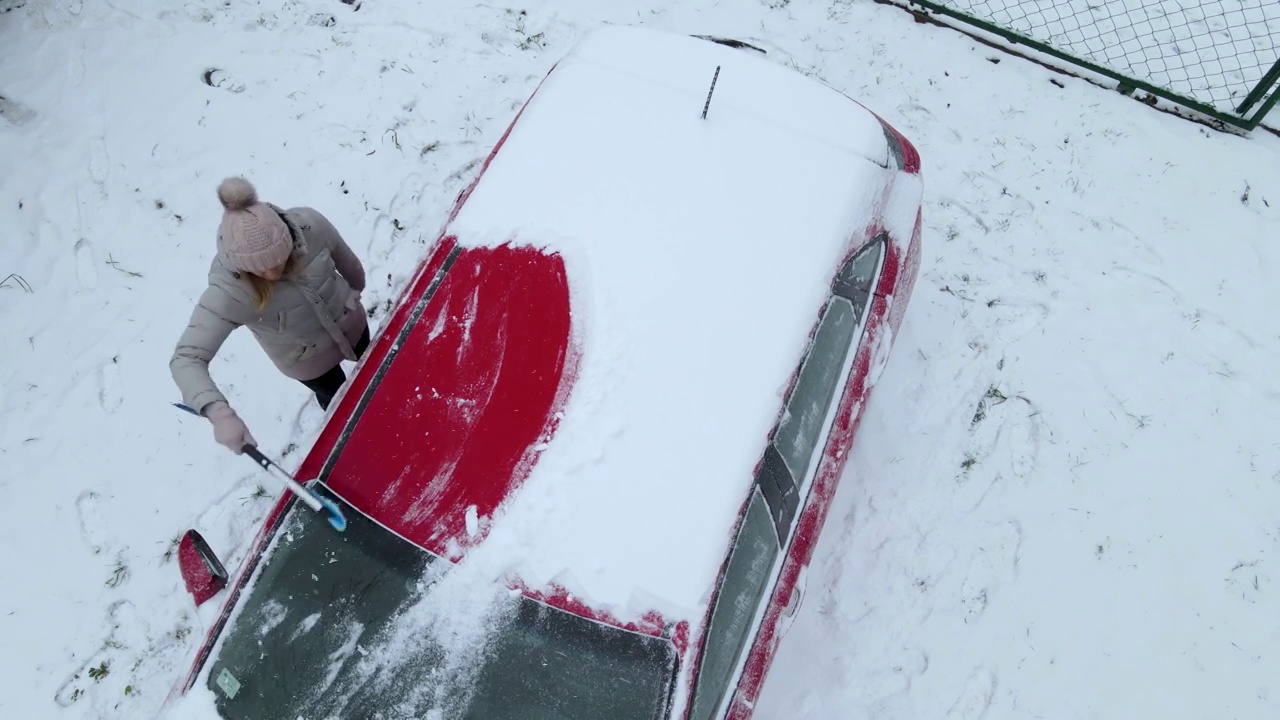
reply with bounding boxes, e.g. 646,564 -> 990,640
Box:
174,401 -> 339,526
242,446 -> 325,514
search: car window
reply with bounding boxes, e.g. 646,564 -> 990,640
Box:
688,489 -> 780,720
755,443 -> 799,546
832,232 -> 884,320
772,296 -> 859,490
206,485 -> 678,720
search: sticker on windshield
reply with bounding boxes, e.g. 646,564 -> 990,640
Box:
216,668 -> 241,699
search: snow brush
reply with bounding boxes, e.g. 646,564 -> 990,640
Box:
173,403 -> 347,532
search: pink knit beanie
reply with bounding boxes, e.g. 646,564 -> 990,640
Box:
217,177 -> 292,275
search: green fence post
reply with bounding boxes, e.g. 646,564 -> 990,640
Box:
1237,57 -> 1280,117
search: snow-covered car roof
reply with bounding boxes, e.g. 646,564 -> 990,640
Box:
436,25 -> 915,620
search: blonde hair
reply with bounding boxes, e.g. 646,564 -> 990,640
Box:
246,254 -> 299,310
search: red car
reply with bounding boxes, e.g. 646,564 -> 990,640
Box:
165,25 -> 922,720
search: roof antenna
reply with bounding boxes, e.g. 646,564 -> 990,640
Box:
701,65 -> 722,120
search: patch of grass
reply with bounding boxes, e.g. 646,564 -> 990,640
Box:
517,31 -> 546,51
88,662 -> 110,681
161,534 -> 182,563
240,484 -> 270,504
105,255 -> 143,278
106,557 -> 129,588
1,273 -> 33,292
972,384 -> 1009,425
960,454 -> 977,471
972,403 -> 986,425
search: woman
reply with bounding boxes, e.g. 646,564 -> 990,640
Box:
171,177 -> 369,454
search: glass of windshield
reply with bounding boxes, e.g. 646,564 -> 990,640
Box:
204,484 -> 679,720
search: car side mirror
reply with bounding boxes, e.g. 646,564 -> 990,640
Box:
178,529 -> 228,606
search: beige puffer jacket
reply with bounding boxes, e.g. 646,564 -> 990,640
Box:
171,205 -> 368,414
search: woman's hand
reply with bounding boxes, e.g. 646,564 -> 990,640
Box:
206,402 -> 258,454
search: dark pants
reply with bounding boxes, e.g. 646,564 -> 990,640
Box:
301,326 -> 371,410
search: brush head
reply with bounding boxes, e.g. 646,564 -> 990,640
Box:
317,496 -> 348,533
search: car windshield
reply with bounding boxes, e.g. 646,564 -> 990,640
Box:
204,484 -> 679,719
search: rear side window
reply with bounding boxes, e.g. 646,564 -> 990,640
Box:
772,297 -> 858,491
832,231 -> 884,317
688,490 -> 780,720
687,235 -> 885,718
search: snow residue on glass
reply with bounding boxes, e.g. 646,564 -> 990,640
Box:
255,600 -> 288,639
445,26 -> 898,619
322,559 -> 518,719
287,611 -> 322,643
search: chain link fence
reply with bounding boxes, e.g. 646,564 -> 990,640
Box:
892,0 -> 1280,129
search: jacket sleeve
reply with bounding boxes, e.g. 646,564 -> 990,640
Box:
311,209 -> 366,292
170,286 -> 240,414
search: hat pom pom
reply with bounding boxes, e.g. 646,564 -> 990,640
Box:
217,177 -> 258,210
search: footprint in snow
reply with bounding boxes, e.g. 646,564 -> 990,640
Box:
67,41 -> 86,87
203,68 -> 246,94
390,171 -> 427,219
897,102 -> 962,144
855,647 -> 929,704
959,520 -> 1022,623
98,357 -> 123,414
76,490 -> 115,555
944,667 -> 997,720
960,385 -> 1043,513
0,94 -> 36,126
54,599 -> 147,708
370,172 -> 428,255
86,114 -> 109,186
967,170 -> 1036,218
74,238 -> 99,291
30,0 -> 82,28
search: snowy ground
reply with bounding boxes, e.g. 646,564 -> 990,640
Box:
3,0 -> 1280,718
